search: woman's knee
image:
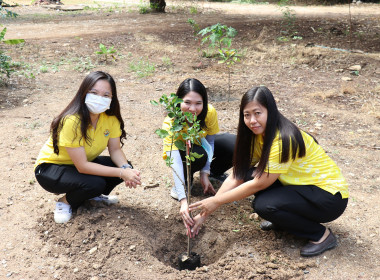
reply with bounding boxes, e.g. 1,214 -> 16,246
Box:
252,195 -> 280,218
78,176 -> 107,195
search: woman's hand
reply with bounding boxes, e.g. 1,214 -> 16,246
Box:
189,214 -> 208,238
200,172 -> 216,195
180,199 -> 194,236
189,196 -> 220,218
120,168 -> 141,188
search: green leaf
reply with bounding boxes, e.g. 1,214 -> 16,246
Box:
172,123 -> 183,132
174,140 -> 186,151
232,229 -> 240,232
0,27 -> 7,41
226,27 -> 237,38
190,152 -> 203,159
99,43 -> 106,52
155,129 -> 169,138
150,100 -> 158,106
164,157 -> 173,167
2,39 -> 24,45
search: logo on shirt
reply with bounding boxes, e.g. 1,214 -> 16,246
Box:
104,129 -> 110,137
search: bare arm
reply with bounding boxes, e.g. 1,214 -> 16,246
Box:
66,146 -> 120,177
214,172 -> 245,196
107,137 -> 129,167
189,172 -> 280,217
66,137 -> 141,187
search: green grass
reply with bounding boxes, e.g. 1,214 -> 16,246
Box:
128,57 -> 155,78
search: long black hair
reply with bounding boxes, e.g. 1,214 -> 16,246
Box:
50,71 -> 126,155
176,78 -> 208,129
233,86 -> 307,180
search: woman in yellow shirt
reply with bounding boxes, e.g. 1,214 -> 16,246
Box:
162,78 -> 235,235
189,86 -> 348,257
34,71 -> 141,224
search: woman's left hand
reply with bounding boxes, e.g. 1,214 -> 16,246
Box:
189,196 -> 220,217
200,172 -> 216,195
189,213 -> 208,238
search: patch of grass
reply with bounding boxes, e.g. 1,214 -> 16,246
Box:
189,6 -> 198,14
161,56 -> 172,68
128,57 -> 155,78
138,1 -> 150,14
12,61 -> 36,79
72,57 -> 96,72
39,64 -> 49,73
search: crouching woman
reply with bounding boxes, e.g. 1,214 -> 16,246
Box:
189,86 -> 348,257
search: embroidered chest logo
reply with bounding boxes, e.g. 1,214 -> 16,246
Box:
104,129 -> 110,137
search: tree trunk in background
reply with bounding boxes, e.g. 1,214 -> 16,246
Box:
150,0 -> 166,12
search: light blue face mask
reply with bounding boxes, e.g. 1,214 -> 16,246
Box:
201,137 -> 213,163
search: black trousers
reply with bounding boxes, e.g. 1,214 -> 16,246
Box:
179,133 -> 236,182
247,170 -> 348,241
35,156 -> 123,209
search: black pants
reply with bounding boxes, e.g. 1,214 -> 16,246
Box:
247,170 -> 348,241
35,156 -> 123,209
179,133 -> 236,182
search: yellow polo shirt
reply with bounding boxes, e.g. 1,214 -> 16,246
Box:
162,104 -> 219,159
251,131 -> 349,198
35,113 -> 121,168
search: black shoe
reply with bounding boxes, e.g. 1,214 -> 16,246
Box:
300,229 -> 337,257
209,172 -> 228,183
260,221 -> 278,231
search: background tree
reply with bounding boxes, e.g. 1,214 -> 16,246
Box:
150,0 -> 166,12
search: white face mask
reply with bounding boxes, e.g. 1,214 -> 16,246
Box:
85,93 -> 112,114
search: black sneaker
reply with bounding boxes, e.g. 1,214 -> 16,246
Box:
210,172 -> 228,182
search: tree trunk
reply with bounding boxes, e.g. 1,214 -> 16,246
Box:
149,0 -> 166,12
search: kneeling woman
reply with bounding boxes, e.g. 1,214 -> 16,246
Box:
189,86 -> 348,257
162,78 -> 235,235
34,71 -> 141,223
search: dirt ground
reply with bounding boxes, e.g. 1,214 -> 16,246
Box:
1,1 -> 380,279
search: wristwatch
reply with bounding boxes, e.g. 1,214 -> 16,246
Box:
121,163 -> 133,169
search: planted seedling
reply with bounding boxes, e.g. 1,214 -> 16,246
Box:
95,43 -> 117,63
218,48 -> 241,101
198,23 -> 237,57
151,93 -> 204,270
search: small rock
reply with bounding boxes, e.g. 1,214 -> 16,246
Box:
89,247 -> 98,254
249,213 -> 259,220
129,245 -> 136,251
335,69 -> 344,73
342,77 -> 352,81
256,268 -> 266,274
348,65 -> 361,71
164,214 -> 169,219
